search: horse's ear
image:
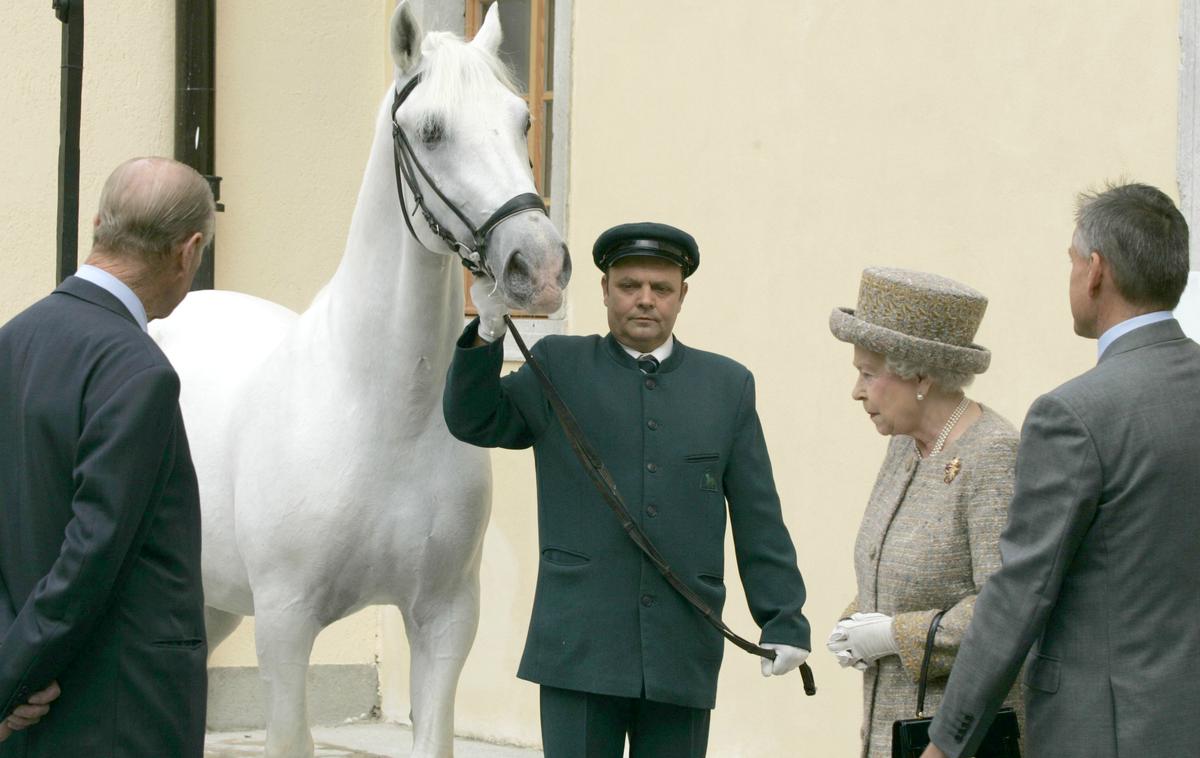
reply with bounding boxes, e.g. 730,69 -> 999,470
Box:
471,2 -> 502,56
390,1 -> 424,75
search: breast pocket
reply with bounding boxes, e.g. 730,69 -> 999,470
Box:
684,452 -> 721,493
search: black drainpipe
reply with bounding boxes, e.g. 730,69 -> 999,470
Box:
53,0 -> 84,284
175,0 -> 222,291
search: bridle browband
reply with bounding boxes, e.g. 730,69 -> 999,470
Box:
391,74 -> 548,278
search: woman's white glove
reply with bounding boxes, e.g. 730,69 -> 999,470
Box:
471,275 -> 509,343
826,612 -> 898,670
759,643 -> 810,677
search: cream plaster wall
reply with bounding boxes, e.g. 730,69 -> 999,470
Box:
0,0 -> 1183,755
0,2 -> 175,323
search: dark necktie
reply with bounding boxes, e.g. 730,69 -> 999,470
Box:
637,354 -> 659,374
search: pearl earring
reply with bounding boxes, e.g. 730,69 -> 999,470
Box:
916,392 -> 925,401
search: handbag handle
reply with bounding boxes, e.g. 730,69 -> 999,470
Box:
915,609 -> 948,717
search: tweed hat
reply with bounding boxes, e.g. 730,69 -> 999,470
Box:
829,267 -> 991,374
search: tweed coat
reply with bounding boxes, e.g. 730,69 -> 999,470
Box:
847,406 -> 1023,758
0,277 -> 207,757
443,321 -> 810,710
930,320 -> 1200,758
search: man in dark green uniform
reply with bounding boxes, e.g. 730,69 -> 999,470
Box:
443,222 -> 810,757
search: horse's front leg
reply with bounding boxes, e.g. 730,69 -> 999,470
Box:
404,574 -> 482,758
254,602 -> 323,758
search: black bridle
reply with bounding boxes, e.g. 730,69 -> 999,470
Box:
391,74 -> 548,278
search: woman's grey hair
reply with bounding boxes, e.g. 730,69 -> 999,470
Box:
884,355 -> 974,393
93,157 -> 216,265
1073,182 -> 1189,310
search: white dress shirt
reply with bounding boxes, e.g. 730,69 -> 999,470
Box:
1097,311 -> 1173,359
617,335 -> 674,364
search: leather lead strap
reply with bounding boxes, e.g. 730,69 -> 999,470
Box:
503,315 -> 817,697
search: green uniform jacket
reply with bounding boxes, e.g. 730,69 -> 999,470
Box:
443,320 -> 810,709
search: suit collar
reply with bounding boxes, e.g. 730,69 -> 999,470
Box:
1098,318 -> 1187,364
55,276 -> 141,329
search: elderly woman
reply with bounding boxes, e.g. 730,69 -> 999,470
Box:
826,268 -> 1023,758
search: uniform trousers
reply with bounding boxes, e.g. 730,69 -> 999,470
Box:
539,685 -> 710,758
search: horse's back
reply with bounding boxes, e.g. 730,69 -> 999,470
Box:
153,290 -> 296,388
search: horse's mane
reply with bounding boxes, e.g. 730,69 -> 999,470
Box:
414,31 -> 521,126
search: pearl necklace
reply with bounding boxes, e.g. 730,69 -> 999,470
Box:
928,396 -> 971,457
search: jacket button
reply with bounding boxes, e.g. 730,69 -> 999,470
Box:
646,504 -> 658,517
645,378 -> 656,389
646,462 -> 657,473
641,594 -> 655,607
647,419 -> 658,430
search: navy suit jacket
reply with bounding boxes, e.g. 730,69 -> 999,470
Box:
0,277 -> 207,758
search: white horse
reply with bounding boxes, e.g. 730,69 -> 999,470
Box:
151,3 -> 569,756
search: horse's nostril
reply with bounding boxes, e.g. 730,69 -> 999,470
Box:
559,245 -> 572,287
503,249 -> 534,293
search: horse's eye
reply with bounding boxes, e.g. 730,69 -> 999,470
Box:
524,116 -> 532,135
419,120 -> 444,146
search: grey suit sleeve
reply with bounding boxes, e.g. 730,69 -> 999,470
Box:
929,394 -> 1101,757
0,365 -> 181,717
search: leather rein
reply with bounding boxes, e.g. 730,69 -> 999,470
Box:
391,73 -> 547,277
393,73 -> 815,697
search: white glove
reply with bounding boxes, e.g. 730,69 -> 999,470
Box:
826,612 -> 898,670
760,643 -> 810,677
471,275 -> 509,343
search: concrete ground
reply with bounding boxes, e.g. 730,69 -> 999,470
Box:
205,722 -> 543,758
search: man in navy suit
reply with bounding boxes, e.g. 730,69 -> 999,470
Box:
0,157 -> 214,757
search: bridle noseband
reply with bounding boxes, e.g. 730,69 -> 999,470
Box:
391,74 -> 548,278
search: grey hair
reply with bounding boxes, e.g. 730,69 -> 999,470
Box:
884,355 -> 974,393
93,157 -> 216,265
1073,182 -> 1189,309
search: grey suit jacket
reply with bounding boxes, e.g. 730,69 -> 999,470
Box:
929,319 -> 1200,758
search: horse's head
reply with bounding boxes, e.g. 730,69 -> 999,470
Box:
390,1 -> 570,314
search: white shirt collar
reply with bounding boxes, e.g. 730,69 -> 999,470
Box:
74,264 -> 149,332
1097,311 -> 1173,359
618,334 -> 675,364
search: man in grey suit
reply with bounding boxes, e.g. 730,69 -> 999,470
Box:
921,183 -> 1200,758
0,157 -> 213,756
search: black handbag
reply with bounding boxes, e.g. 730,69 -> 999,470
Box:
892,610 -> 1021,758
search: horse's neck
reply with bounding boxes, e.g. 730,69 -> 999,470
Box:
316,90 -> 463,401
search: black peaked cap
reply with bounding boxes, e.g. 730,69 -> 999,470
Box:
592,222 -> 699,278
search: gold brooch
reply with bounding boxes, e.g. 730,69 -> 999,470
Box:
944,457 -> 961,484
